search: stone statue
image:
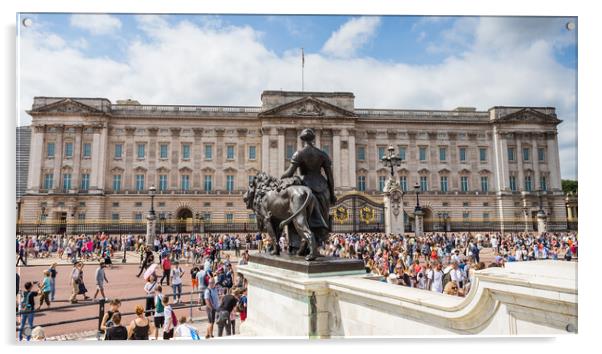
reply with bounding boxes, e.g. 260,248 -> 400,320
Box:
243,128 -> 337,261
243,172 -> 324,261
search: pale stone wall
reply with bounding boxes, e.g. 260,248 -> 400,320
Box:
19,92 -> 568,229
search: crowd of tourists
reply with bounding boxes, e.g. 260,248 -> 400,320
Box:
319,231 -> 578,297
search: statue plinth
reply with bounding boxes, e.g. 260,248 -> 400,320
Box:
249,253 -> 365,275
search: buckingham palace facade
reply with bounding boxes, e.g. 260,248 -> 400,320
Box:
18,90 -> 568,234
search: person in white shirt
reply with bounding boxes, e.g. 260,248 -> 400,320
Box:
174,316 -> 201,340
429,262 -> 444,293
162,295 -> 175,340
450,261 -> 465,291
171,262 -> 184,304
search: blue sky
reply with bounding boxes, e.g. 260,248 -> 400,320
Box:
17,14 -> 577,179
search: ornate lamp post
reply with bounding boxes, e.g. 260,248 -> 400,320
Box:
146,185 -> 157,247
413,182 -> 424,236
536,190 -> 547,234
381,145 -> 402,179
122,234 -> 127,263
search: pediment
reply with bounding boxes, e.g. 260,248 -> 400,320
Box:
494,108 -> 561,125
258,96 -> 357,119
30,98 -> 106,115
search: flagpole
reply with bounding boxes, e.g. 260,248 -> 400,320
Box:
301,48 -> 305,92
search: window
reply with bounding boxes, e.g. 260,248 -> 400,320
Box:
523,148 -> 530,161
65,142 -> 73,158
286,144 -> 294,160
538,148 -> 545,162
62,173 -> 72,190
420,176 -> 428,191
112,202 -> 119,207
461,176 -> 469,192
182,144 -> 191,160
47,143 -> 55,158
111,213 -> 120,221
135,174 -> 145,191
440,176 -> 448,192
483,202 -> 489,207
439,147 -> 447,161
525,176 -> 532,192
203,202 -> 211,207
203,212 -> 211,221
158,202 -> 165,207
510,176 -> 517,192
78,213 -> 86,220
378,176 -> 386,192
479,147 -> 487,162
463,212 -> 470,220
400,176 -> 408,192
135,213 -> 143,221
248,175 -> 254,186
357,176 -> 366,191
83,143 -> 91,158
357,146 -> 366,161
419,147 -> 427,161
226,175 -> 234,192
44,174 -> 53,190
249,213 -> 256,221
540,176 -> 547,191
204,175 -> 213,192
135,202 -> 142,207
205,144 -> 213,160
378,146 -> 386,160
226,202 -> 234,207
508,147 -> 515,161
181,175 -> 190,191
160,144 -> 168,159
322,144 -> 330,156
137,143 -> 145,159
159,175 -> 168,191
226,213 -> 234,224
114,144 -> 123,159
483,213 -> 490,221
481,176 -> 489,192
459,147 -> 466,162
248,146 -> 256,160
80,173 -> 90,191
462,202 -> 470,207
226,145 -> 235,160
399,146 -> 406,161
113,175 -> 121,192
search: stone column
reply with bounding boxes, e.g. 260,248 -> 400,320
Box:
495,131 -> 510,192
124,127 -> 136,191
97,123 -> 109,192
90,126 -> 101,191
414,209 -> 424,237
532,134 -> 541,190
238,128 -> 248,190
347,129 -> 357,191
332,129 -> 341,188
546,132 -> 562,191
215,128 -> 225,191
296,128 -> 303,150
27,125 -> 45,192
277,128 -> 286,176
261,127 -> 270,173
52,125 -> 64,191
72,125 -> 83,190
147,127 -> 159,189
193,128 -> 204,190
146,213 -> 157,246
314,129 -> 321,149
516,134 -> 524,192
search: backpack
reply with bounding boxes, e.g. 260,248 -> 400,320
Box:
203,271 -> 211,287
442,271 -> 452,290
20,291 -> 33,311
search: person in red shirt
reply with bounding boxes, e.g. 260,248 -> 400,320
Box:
160,257 -> 171,286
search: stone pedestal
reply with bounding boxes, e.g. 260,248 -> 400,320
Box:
384,178 -> 404,235
146,214 -> 156,247
238,254 -> 365,338
537,211 -> 547,235
414,209 -> 424,237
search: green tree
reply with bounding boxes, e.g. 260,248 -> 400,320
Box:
561,179 -> 578,194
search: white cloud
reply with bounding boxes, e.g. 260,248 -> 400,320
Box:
18,16 -> 577,179
321,17 -> 381,58
70,14 -> 122,35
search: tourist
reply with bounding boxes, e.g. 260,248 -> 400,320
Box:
37,270 -> 52,310
160,254 -> 171,286
216,288 -> 241,337
100,298 -> 122,332
144,274 -> 158,316
93,260 -> 109,301
190,265 -> 200,294
104,313 -> 128,340
162,295 -> 176,340
204,278 -> 219,339
174,316 -> 201,340
238,288 -> 248,322
16,243 -> 27,266
153,286 -> 165,340
171,261 -> 184,304
196,264 -> 211,307
127,305 -> 154,340
18,281 -> 37,341
48,263 -> 57,301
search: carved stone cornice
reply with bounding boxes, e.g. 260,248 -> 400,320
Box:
214,128 -> 226,137
236,128 -> 248,137
147,127 -> 159,137
125,126 -> 136,136
346,128 -> 356,136
32,124 -> 46,133
387,131 -> 397,140
193,128 -> 204,137
170,127 -> 181,137
366,130 -> 377,139
276,128 -> 286,135
332,128 -> 342,136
